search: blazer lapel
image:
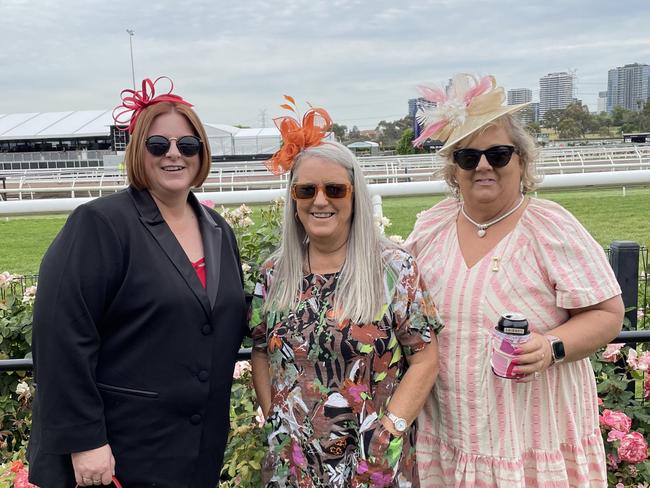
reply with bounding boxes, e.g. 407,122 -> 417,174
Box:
193,196 -> 222,309
128,187 -> 212,318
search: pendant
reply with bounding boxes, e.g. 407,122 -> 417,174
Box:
477,228 -> 486,238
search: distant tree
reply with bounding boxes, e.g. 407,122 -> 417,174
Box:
331,123 -> 348,142
348,125 -> 361,141
611,106 -> 628,126
638,97 -> 650,131
525,122 -> 541,136
396,128 -> 415,155
542,109 -> 562,130
557,118 -> 583,139
375,116 -> 411,148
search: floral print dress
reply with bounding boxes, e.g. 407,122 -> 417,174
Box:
250,247 -> 443,488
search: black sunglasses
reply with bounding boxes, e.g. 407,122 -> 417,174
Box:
145,135 -> 202,157
453,145 -> 518,170
291,183 -> 353,200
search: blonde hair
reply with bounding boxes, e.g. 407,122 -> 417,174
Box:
440,114 -> 541,197
264,141 -> 395,323
124,102 -> 211,189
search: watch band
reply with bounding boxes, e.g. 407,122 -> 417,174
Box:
545,335 -> 566,364
386,411 -> 408,433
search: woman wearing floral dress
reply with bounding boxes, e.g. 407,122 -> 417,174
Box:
250,101 -> 443,487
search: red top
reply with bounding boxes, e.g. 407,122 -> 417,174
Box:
192,257 -> 206,288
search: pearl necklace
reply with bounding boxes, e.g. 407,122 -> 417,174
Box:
461,194 -> 525,238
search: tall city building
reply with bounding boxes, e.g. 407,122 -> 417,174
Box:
539,72 -> 576,121
507,88 -> 535,124
507,88 -> 532,105
597,91 -> 608,113
606,63 -> 650,113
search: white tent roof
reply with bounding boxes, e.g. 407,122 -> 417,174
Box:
204,124 -> 280,138
347,141 -> 380,148
204,123 -> 240,136
0,110 -> 114,140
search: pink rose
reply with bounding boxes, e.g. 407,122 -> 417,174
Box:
600,409 -> 632,433
598,397 -> 603,406
644,375 -> 650,401
200,199 -> 215,209
255,406 -> 265,428
616,483 -> 624,488
232,360 -> 251,379
608,429 -> 626,442
607,453 -> 619,470
618,431 -> 649,464
602,343 -> 624,362
636,351 -> 650,372
625,348 -> 650,371
628,348 -> 639,369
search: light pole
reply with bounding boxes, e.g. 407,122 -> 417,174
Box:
126,29 -> 136,90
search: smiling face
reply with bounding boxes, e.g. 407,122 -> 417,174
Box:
292,156 -> 353,248
454,123 -> 523,211
143,109 -> 201,200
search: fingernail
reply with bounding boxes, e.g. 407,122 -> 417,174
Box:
513,348 -> 522,354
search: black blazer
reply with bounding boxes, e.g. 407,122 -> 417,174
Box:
28,187 -> 248,487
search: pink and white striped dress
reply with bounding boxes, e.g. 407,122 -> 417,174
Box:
405,198 -> 621,487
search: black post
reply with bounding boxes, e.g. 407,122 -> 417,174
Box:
609,241 -> 639,330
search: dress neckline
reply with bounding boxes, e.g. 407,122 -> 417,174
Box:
455,199 -> 529,270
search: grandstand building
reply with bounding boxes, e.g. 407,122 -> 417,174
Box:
0,111 -> 282,171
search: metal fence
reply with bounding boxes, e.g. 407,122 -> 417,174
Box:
1,144 -> 649,200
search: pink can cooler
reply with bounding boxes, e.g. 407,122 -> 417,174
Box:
491,312 -> 530,379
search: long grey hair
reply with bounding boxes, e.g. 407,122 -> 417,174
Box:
264,141 -> 395,323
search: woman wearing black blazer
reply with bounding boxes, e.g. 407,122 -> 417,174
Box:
28,78 -> 247,487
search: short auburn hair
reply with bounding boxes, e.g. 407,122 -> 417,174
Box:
124,102 -> 211,189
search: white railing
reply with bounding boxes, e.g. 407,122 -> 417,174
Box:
0,145 -> 649,201
2,170 -> 650,217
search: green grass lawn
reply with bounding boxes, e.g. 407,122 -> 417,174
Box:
1,187 -> 649,275
382,187 -> 650,247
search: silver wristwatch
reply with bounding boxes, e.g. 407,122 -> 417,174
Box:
386,411 -> 408,433
545,335 -> 566,364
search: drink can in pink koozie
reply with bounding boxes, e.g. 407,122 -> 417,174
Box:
491,312 -> 530,379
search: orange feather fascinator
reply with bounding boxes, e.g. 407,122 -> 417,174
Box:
264,95 -> 333,175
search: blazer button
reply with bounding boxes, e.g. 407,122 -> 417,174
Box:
190,414 -> 202,425
198,370 -> 209,382
201,324 -> 213,335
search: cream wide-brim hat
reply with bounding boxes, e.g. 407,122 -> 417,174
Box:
438,101 -> 532,156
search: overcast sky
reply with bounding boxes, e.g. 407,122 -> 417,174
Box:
2,0 -> 649,129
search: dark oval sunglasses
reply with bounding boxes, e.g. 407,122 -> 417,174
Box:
291,183 -> 353,200
453,145 -> 518,170
145,135 -> 203,158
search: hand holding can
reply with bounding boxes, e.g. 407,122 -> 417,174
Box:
491,312 -> 530,379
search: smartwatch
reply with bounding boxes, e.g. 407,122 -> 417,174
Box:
386,411 -> 408,434
545,335 -> 566,364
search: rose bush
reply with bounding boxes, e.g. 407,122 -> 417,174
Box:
594,304 -> 650,486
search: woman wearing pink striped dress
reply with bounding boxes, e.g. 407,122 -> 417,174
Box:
405,74 -> 625,487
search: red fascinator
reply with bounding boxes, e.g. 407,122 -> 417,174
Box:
264,95 -> 333,175
112,76 -> 193,134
